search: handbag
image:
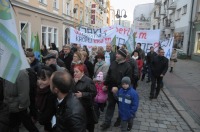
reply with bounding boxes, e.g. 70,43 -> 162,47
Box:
174,59 -> 177,62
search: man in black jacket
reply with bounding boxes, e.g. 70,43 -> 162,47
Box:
150,49 -> 168,99
59,45 -> 73,71
146,46 -> 157,82
50,71 -> 86,132
100,49 -> 132,130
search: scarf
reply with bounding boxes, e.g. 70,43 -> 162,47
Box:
132,56 -> 139,60
35,86 -> 51,112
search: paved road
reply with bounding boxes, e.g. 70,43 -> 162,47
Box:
164,59 -> 200,127
20,80 -> 192,132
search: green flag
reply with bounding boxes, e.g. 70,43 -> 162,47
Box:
33,33 -> 41,60
111,35 -> 117,52
0,0 -> 29,83
30,32 -> 35,49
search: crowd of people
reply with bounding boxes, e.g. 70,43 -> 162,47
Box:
0,42 -> 178,132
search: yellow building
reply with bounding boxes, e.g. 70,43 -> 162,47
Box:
11,0 -> 110,50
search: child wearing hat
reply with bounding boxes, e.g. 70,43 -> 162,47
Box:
112,76 -> 139,131
94,72 -> 108,118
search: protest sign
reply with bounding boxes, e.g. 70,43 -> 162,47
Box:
160,37 -> 174,59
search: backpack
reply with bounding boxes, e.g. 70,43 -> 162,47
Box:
26,68 -> 37,118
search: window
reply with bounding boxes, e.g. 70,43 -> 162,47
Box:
39,0 -> 47,5
42,26 -> 58,48
176,8 -> 181,20
74,5 -> 78,19
66,3 -> 70,15
53,0 -> 59,10
195,32 -> 200,53
182,5 -> 187,15
80,10 -> 83,20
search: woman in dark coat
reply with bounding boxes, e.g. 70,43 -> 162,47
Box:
36,66 -> 56,132
73,64 -> 97,132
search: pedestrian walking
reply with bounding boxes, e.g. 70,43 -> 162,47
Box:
50,71 -> 86,132
94,72 -> 108,118
150,49 -> 168,99
100,49 -> 132,130
35,66 -> 56,132
112,77 -> 139,131
169,48 -> 178,72
146,46 -> 157,82
4,69 -> 39,132
73,64 -> 97,132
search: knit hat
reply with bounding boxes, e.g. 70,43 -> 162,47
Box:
117,49 -> 127,58
96,72 -> 104,82
121,77 -> 131,86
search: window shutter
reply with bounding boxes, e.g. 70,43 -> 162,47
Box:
56,0 -> 59,9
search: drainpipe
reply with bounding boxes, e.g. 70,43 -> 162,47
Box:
187,0 -> 195,57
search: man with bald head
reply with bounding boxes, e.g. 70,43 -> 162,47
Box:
50,71 -> 86,131
104,43 -> 116,66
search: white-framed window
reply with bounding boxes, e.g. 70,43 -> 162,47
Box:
53,0 -> 59,10
80,9 -> 83,20
66,3 -> 70,15
39,0 -> 47,5
194,32 -> 200,54
20,22 -> 28,48
176,8 -> 181,20
42,26 -> 58,48
182,5 -> 187,15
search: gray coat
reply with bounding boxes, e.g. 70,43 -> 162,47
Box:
93,61 -> 109,80
4,69 -> 30,113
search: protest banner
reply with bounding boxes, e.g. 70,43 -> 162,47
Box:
134,29 -> 160,54
70,25 -> 161,54
70,25 -> 131,49
0,1 -> 29,83
160,37 -> 174,59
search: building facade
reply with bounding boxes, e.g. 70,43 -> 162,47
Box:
11,0 -> 110,50
191,0 -> 200,62
134,3 -> 154,30
151,0 -> 193,54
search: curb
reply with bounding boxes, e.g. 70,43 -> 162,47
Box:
161,87 -> 200,132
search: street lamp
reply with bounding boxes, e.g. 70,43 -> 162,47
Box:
115,9 -> 127,25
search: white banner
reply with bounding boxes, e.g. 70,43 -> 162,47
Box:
134,29 -> 160,54
70,26 -> 161,54
160,37 -> 174,59
70,25 -> 131,47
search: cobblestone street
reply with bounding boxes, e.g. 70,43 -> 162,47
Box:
20,80 -> 192,132
95,81 -> 192,132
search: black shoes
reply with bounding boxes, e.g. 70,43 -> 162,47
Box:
149,96 -> 154,100
146,80 -> 151,83
127,124 -> 132,131
114,119 -> 121,127
100,123 -> 110,130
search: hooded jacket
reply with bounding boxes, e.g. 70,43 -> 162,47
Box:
117,87 -> 139,121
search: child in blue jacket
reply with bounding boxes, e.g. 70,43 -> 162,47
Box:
114,76 -> 139,131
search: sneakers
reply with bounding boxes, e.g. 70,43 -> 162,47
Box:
114,119 -> 121,127
100,123 -> 110,130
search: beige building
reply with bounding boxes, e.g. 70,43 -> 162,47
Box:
11,0 -> 110,50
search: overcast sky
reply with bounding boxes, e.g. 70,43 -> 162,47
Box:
110,0 -> 154,23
